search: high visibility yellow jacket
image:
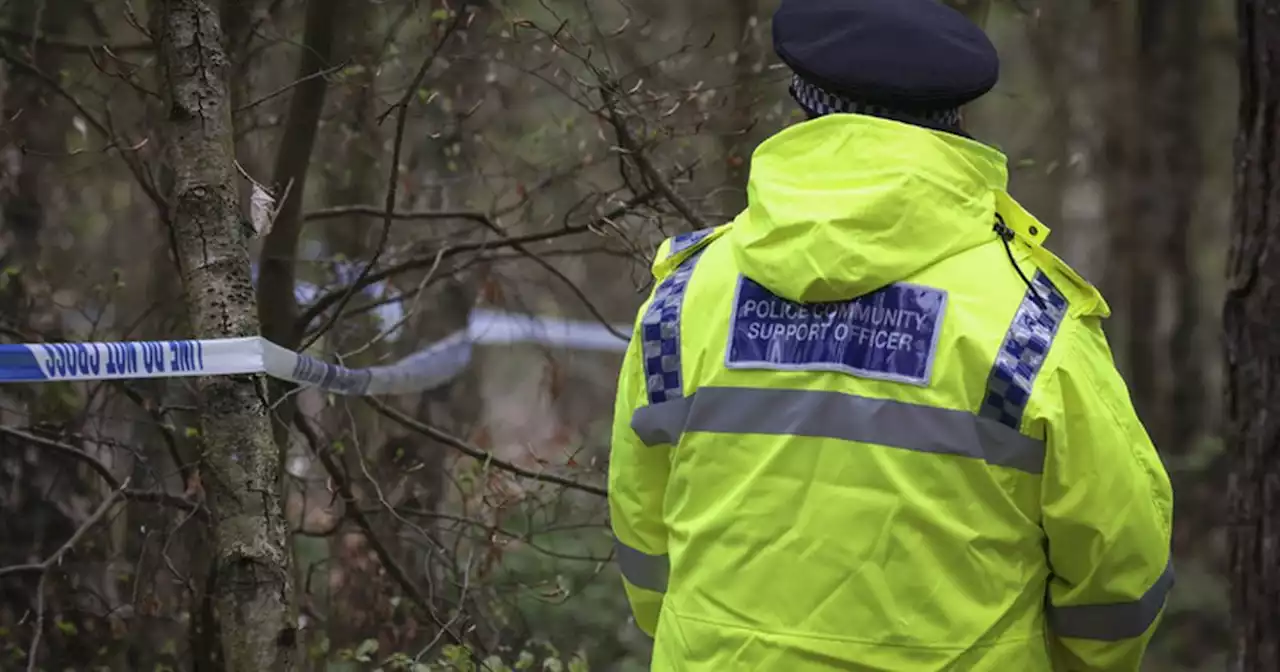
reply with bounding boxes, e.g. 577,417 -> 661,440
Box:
608,114 -> 1174,671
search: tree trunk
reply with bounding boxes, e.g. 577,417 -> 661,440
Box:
1151,0 -> 1204,458
1129,0 -> 1204,456
1226,1 -> 1280,669
258,0 -> 339,350
0,0 -> 74,332
1096,0 -> 1148,406
152,2 -> 298,670
718,0 -> 762,217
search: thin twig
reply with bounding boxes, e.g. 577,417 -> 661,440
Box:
302,204 -> 497,226
601,86 -> 707,229
293,414 -> 464,645
300,10 -> 468,352
25,572 -> 47,672
234,60 -> 349,113
0,44 -> 166,213
0,425 -> 197,511
375,507 -> 611,563
466,214 -> 632,341
1,484 -> 127,580
294,191 -> 659,334
0,27 -> 151,53
13,484 -> 126,670
364,397 -> 608,498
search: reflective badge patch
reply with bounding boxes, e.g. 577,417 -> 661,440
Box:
726,277 -> 947,386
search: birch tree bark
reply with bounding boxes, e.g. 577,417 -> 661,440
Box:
1226,0 -> 1280,668
152,1 -> 297,669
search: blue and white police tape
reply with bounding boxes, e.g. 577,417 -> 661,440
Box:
0,309 -> 632,395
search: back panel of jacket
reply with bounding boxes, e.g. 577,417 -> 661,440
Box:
646,230 -> 1057,670
610,115 -> 1173,672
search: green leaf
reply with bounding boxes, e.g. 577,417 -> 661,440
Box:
55,619 -> 77,635
184,426 -> 200,438
431,8 -> 452,21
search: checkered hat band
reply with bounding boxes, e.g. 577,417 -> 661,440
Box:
789,75 -> 962,128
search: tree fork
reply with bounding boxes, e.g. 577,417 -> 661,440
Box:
152,1 -> 298,669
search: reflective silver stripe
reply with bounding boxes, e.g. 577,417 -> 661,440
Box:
1048,559 -> 1175,641
631,395 -> 694,446
631,386 -> 1045,474
614,539 -> 669,593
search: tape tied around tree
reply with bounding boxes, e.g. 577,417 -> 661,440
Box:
0,309 -> 632,395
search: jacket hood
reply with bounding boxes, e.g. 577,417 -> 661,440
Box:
729,114 -> 1010,303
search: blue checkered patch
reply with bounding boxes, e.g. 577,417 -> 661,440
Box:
980,271 -> 1070,430
667,228 -> 715,260
640,249 -> 706,405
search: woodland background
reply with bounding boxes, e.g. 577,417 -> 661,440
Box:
0,0 -> 1249,670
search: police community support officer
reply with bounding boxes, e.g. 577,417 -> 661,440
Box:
607,0 -> 1174,670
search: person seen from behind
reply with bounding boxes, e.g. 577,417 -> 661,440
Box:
607,1 -> 1175,670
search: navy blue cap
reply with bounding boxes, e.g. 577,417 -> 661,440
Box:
773,0 -> 999,128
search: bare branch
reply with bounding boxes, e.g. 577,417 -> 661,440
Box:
0,425 -> 198,511
601,86 -> 707,229
293,414 -> 464,645
0,484 -> 127,580
364,397 -> 608,498
234,59 -> 349,113
0,27 -> 152,54
0,43 -> 166,213
299,9 -> 469,352
295,190 -> 659,335
25,572 -> 47,672
7,485 -> 126,669
302,204 -> 498,226
257,0 -> 341,348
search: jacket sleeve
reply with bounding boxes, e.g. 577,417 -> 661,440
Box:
1040,317 -> 1175,671
608,324 -> 672,637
